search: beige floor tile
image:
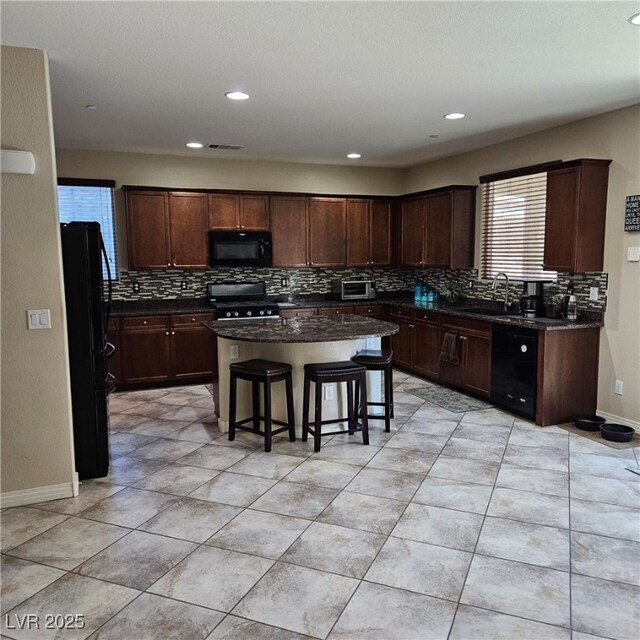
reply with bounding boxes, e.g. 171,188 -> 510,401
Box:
496,463 -> 569,497
428,455 -> 499,486
133,464 -> 219,495
345,467 -> 423,501
189,472 -> 277,507
450,422 -> 511,444
205,615 -> 308,639
571,531 -> 640,585
94,455 -> 168,485
284,458 -> 361,489
33,481 -> 126,515
401,417 -> 459,437
366,447 -> 436,474
0,508 -> 68,552
460,408 -> 514,428
108,432 -> 158,455
412,476 -> 493,514
177,444 -> 251,470
227,451 -> 303,480
442,437 -> 506,463
487,487 -> 569,528
503,444 -> 568,472
312,442 -> 381,466
570,452 -> 640,482
129,437 -> 204,462
384,431 -> 448,454
571,498 -> 640,541
570,473 -> 640,509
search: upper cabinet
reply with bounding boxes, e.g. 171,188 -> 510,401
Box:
308,197 -> 347,267
400,186 -> 476,269
126,190 -> 208,269
270,196 -> 309,267
543,159 -> 611,273
208,193 -> 269,231
346,199 -> 392,267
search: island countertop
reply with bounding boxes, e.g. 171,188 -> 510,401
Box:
203,314 -> 399,343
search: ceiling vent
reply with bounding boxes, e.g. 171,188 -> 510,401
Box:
208,144 -> 243,150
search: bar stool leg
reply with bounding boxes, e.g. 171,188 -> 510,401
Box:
302,374 -> 310,442
346,380 -> 355,435
359,372 -> 369,445
263,380 -> 272,452
229,373 -> 237,442
252,381 -> 260,432
384,364 -> 392,432
285,374 -> 296,442
389,365 -> 394,419
314,380 -> 323,453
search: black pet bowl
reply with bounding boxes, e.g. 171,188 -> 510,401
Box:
600,423 -> 635,443
573,414 -> 605,432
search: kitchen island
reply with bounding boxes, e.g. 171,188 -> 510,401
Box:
204,314 -> 399,432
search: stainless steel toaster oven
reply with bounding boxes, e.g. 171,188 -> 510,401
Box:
331,279 -> 376,300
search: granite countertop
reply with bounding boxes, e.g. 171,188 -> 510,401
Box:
110,295 -> 602,331
203,314 -> 399,343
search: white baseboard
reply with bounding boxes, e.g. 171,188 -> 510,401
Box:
0,482 -> 75,509
596,410 -> 639,431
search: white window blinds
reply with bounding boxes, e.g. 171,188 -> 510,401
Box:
480,171 -> 556,281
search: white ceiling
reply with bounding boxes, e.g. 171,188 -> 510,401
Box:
2,1 -> 639,168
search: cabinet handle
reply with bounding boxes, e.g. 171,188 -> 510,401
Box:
460,336 -> 467,341
409,324 -> 415,329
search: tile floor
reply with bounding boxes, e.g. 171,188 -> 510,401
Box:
2,372 -> 639,640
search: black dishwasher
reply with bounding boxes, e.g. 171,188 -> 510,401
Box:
490,324 -> 538,419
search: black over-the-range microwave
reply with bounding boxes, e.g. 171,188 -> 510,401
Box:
208,231 -> 272,267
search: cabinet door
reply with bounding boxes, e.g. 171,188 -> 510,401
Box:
391,318 -> 413,369
308,198 -> 346,267
401,198 -> 425,266
169,192 -> 209,268
208,193 -> 240,230
412,322 -> 440,378
464,334 -> 491,397
438,331 -> 465,388
120,329 -> 171,383
126,191 -> 170,269
346,199 -> 370,266
270,196 -> 308,267
370,200 -> 392,266
425,193 -> 452,267
240,195 -> 269,230
544,167 -> 578,271
170,318 -> 217,380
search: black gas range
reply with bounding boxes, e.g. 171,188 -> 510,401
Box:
207,282 -> 280,320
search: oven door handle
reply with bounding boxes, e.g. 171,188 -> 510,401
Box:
105,372 -> 117,395
104,341 -> 116,360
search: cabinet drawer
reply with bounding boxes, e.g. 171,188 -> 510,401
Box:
440,315 -> 492,337
107,317 -> 120,331
355,305 -> 383,317
121,315 -> 169,331
316,306 -> 356,316
171,313 -> 216,327
280,308 -> 316,318
389,306 -> 413,319
414,310 -> 439,325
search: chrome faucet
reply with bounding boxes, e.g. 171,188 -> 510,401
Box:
491,272 -> 510,310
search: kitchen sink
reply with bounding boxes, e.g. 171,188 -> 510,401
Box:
459,307 -> 516,317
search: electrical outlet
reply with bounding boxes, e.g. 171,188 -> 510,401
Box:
281,277 -> 289,287
132,282 -> 140,293
324,386 -> 334,401
180,280 -> 189,290
230,344 -> 239,359
468,280 -> 474,290
615,380 -> 624,395
589,287 -> 599,301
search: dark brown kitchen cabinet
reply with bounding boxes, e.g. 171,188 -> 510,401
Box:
352,305 -> 386,320
280,308 -> 317,318
125,190 -> 208,269
389,307 -> 441,377
346,199 -> 392,266
270,196 -> 309,267
208,193 -> 269,231
118,313 -> 216,386
439,315 -> 492,397
308,197 -> 347,267
543,159 -> 611,272
400,186 -> 476,269
316,306 -> 356,316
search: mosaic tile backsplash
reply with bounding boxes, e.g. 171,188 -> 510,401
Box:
110,266 -> 608,313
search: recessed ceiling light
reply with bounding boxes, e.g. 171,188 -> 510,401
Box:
347,153 -> 362,159
85,104 -> 98,110
444,112 -> 466,120
225,91 -> 250,100
186,141 -> 204,149
629,12 -> 640,25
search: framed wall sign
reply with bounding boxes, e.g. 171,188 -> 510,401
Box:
625,195 -> 640,232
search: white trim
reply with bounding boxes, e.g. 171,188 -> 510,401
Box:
0,482 -> 74,509
72,472 -> 80,497
596,410 -> 639,431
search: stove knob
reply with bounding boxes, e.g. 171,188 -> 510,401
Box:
225,312 -> 231,318
266,310 -> 272,315
259,310 -> 265,316
233,311 -> 239,317
247,311 -> 252,316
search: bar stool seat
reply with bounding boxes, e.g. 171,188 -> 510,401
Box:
229,358 -> 295,452
352,349 -> 394,432
302,361 -> 369,452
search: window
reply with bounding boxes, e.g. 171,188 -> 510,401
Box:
480,168 -> 556,281
57,178 -> 118,279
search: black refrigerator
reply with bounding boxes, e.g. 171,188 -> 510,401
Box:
60,222 -> 115,479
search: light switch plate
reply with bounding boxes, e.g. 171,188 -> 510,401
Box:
627,247 -> 640,262
230,344 -> 239,359
589,287 -> 599,301
27,309 -> 51,329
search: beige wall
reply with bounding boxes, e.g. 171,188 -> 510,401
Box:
407,105 -> 640,424
1,47 -> 76,497
56,107 -> 640,425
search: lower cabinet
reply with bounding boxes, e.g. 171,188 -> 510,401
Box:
117,313 -> 217,387
280,308 -> 316,318
389,307 -> 441,377
439,315 -> 492,397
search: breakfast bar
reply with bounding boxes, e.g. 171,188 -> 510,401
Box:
204,314 -> 399,432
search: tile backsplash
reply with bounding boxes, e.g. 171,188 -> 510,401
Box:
110,266 -> 608,313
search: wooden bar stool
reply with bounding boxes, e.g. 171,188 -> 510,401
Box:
302,361 -> 369,452
352,349 -> 394,432
229,359 -> 295,452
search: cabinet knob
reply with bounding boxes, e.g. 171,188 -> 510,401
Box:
240,225 -> 245,229
172,331 -> 176,335
167,263 -> 171,267
191,317 -> 196,322
165,331 -> 169,335
143,321 -> 147,325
